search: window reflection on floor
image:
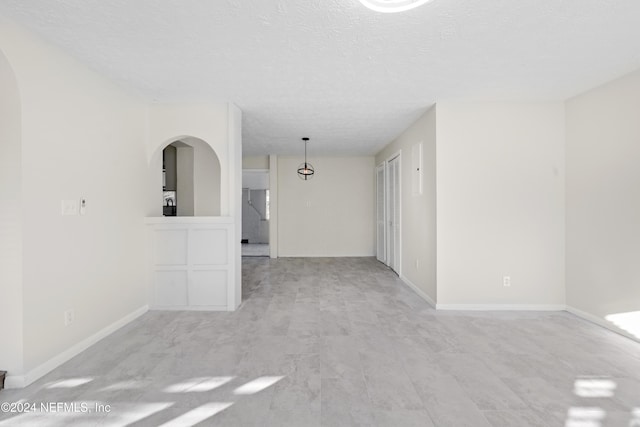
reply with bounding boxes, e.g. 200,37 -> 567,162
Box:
605,310 -> 640,340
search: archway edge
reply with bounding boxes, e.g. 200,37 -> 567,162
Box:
146,103 -> 230,163
149,134 -> 220,164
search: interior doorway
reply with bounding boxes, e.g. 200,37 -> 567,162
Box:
387,154 -> 401,274
376,153 -> 401,275
376,163 -> 386,264
242,170 -> 270,257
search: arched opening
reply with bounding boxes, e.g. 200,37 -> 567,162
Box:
151,136 -> 221,217
0,48 -> 24,384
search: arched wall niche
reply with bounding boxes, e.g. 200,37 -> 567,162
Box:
146,104 -> 231,216
0,47 -> 24,383
148,135 -> 222,217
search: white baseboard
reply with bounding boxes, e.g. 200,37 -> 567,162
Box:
5,305 -> 149,389
399,275 -> 436,308
4,374 -> 25,389
436,303 -> 566,311
565,305 -> 640,344
149,305 -> 227,311
277,254 -> 376,258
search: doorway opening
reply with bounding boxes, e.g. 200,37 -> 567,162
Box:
242,170 -> 270,257
376,153 -> 401,275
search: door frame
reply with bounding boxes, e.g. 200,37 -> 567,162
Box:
378,151 -> 402,276
375,162 -> 386,264
242,168 -> 270,256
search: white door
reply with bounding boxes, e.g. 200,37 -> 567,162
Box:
386,155 -> 401,274
376,163 -> 386,263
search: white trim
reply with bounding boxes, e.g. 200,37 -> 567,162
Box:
229,103 -> 243,311
435,304 -> 566,311
5,305 -> 149,389
385,151 -> 402,276
566,305 -> 640,344
375,162 -> 386,264
399,275 -> 435,308
385,150 -> 402,164
144,216 -> 233,225
277,253 -> 376,258
149,306 -> 227,311
4,375 -> 25,389
269,155 -> 278,259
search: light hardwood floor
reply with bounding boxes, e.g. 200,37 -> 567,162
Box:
1,257 -> 639,426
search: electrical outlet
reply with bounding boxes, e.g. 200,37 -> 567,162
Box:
415,259 -> 419,270
64,309 -> 75,326
503,276 -> 511,287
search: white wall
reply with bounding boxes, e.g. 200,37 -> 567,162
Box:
186,137 -> 221,216
0,47 -> 24,380
375,107 -> 437,303
243,156 -> 269,170
243,170 -> 270,189
176,145 -> 195,216
269,155 -> 279,258
566,70 -> 640,334
0,18 -> 148,378
436,102 -> 566,307
277,157 -> 375,257
228,104 -> 243,308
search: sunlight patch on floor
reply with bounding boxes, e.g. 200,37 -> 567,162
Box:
573,379 -> 616,398
0,401 -> 172,427
565,407 -> 605,427
605,310 -> 640,339
157,402 -> 232,427
99,402 -> 174,426
45,378 -> 93,389
100,380 -> 144,391
163,377 -> 233,393
233,376 -> 284,395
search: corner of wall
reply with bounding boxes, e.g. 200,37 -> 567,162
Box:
228,103 -> 243,309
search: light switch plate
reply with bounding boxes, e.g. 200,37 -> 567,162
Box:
61,200 -> 79,216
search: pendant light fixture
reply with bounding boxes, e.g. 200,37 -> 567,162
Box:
297,137 -> 315,180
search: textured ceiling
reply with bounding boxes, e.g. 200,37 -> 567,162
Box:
1,0 -> 640,155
